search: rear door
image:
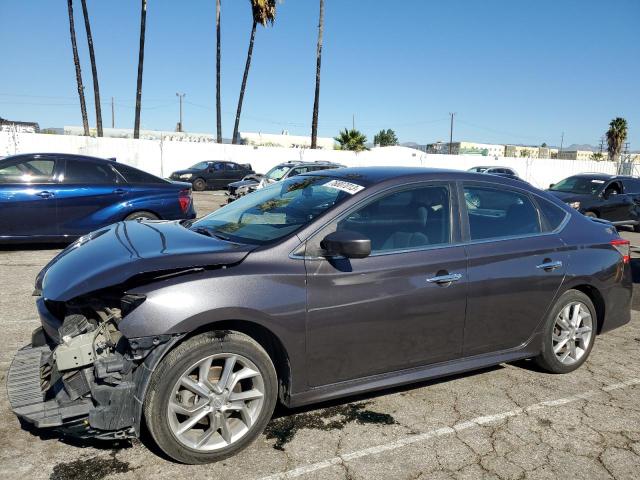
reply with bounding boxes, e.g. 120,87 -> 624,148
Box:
224,162 -> 245,183
304,182 -> 467,386
461,182 -> 569,355
620,178 -> 640,222
0,155 -> 60,238
55,158 -> 123,237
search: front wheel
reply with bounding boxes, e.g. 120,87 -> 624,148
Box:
144,332 -> 278,464
534,290 -> 596,374
192,178 -> 206,191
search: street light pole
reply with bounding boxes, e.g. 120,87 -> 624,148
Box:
449,112 -> 455,154
176,92 -> 186,132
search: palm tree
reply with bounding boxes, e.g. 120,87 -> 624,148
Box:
310,0 -> 324,149
231,0 -> 277,144
334,128 -> 368,152
606,117 -> 628,162
80,0 -> 103,137
133,0 -> 147,139
67,0 -> 90,136
215,0 -> 222,143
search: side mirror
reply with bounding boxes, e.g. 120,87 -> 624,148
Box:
549,183 -> 555,189
321,230 -> 371,259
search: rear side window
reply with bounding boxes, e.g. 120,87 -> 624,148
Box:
464,185 -> 541,240
64,160 -> 117,184
114,163 -> 166,184
622,178 -> 640,193
537,198 -> 568,231
0,158 -> 55,183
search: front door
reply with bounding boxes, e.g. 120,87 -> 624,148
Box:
305,183 -> 467,387
0,155 -> 59,238
461,183 -> 568,355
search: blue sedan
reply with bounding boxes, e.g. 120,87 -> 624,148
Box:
0,153 -> 196,243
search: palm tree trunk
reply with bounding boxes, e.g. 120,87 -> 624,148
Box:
134,0 -> 147,139
216,0 -> 222,143
80,0 -> 103,137
232,20 -> 257,145
311,0 -> 324,149
67,0 -> 90,136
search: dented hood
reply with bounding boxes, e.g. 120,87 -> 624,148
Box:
37,220 -> 255,301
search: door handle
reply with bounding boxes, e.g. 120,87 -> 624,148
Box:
36,191 -> 54,199
426,273 -> 463,284
536,260 -> 563,271
113,188 -> 127,195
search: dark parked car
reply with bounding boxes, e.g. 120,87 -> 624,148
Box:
8,167 -> 631,464
226,161 -> 345,202
0,153 -> 195,243
170,161 -> 254,191
548,173 -> 640,231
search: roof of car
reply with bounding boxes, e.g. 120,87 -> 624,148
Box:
1,152 -> 114,163
300,166 -> 531,187
276,160 -> 343,167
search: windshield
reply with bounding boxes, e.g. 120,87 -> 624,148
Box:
192,176 -> 364,245
191,162 -> 210,170
264,165 -> 290,181
550,176 -> 606,195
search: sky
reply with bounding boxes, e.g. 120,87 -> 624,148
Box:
1,0 -> 639,148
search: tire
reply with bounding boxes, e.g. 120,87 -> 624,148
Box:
534,290 -> 597,374
584,211 -> 598,218
125,211 -> 159,221
633,223 -> 640,233
144,331 -> 278,464
192,178 -> 206,191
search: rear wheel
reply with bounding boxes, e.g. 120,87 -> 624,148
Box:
534,290 -> 596,374
192,178 -> 206,191
144,332 -> 277,464
125,211 -> 159,221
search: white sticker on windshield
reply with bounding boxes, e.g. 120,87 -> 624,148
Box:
591,180 -> 605,184
324,179 -> 364,195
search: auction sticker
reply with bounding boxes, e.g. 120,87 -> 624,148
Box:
324,179 -> 365,195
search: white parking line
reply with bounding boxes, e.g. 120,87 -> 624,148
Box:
258,378 -> 640,480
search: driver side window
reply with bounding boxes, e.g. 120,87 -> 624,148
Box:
324,185 -> 452,255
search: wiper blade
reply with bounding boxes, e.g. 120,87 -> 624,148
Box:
191,226 -> 232,241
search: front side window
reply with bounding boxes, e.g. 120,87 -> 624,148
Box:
63,160 -> 117,184
192,176 -> 362,245
0,158 -> 55,183
464,185 -> 541,240
336,185 -> 451,253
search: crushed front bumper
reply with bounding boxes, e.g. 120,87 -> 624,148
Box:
7,343 -> 92,430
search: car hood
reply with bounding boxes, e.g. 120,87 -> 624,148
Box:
36,220 -> 256,301
546,190 -> 594,203
171,168 -> 204,176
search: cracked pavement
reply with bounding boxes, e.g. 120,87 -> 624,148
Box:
0,193 -> 639,480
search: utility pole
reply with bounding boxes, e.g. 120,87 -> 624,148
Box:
176,92 -> 186,132
449,112 -> 455,154
111,97 -> 115,128
352,114 -> 355,131
599,136 -> 605,155
559,132 -> 564,154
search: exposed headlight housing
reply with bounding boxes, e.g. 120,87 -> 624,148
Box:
569,201 -> 581,209
180,173 -> 193,179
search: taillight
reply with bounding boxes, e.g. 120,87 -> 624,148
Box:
610,239 -> 630,264
178,189 -> 191,213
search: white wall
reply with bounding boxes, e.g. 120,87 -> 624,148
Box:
0,132 -> 620,190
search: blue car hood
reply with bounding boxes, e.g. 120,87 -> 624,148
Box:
37,220 -> 255,301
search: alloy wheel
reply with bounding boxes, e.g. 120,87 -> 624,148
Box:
552,301 -> 594,365
167,353 -> 265,451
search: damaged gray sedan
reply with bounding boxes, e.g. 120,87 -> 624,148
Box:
7,167 -> 632,463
